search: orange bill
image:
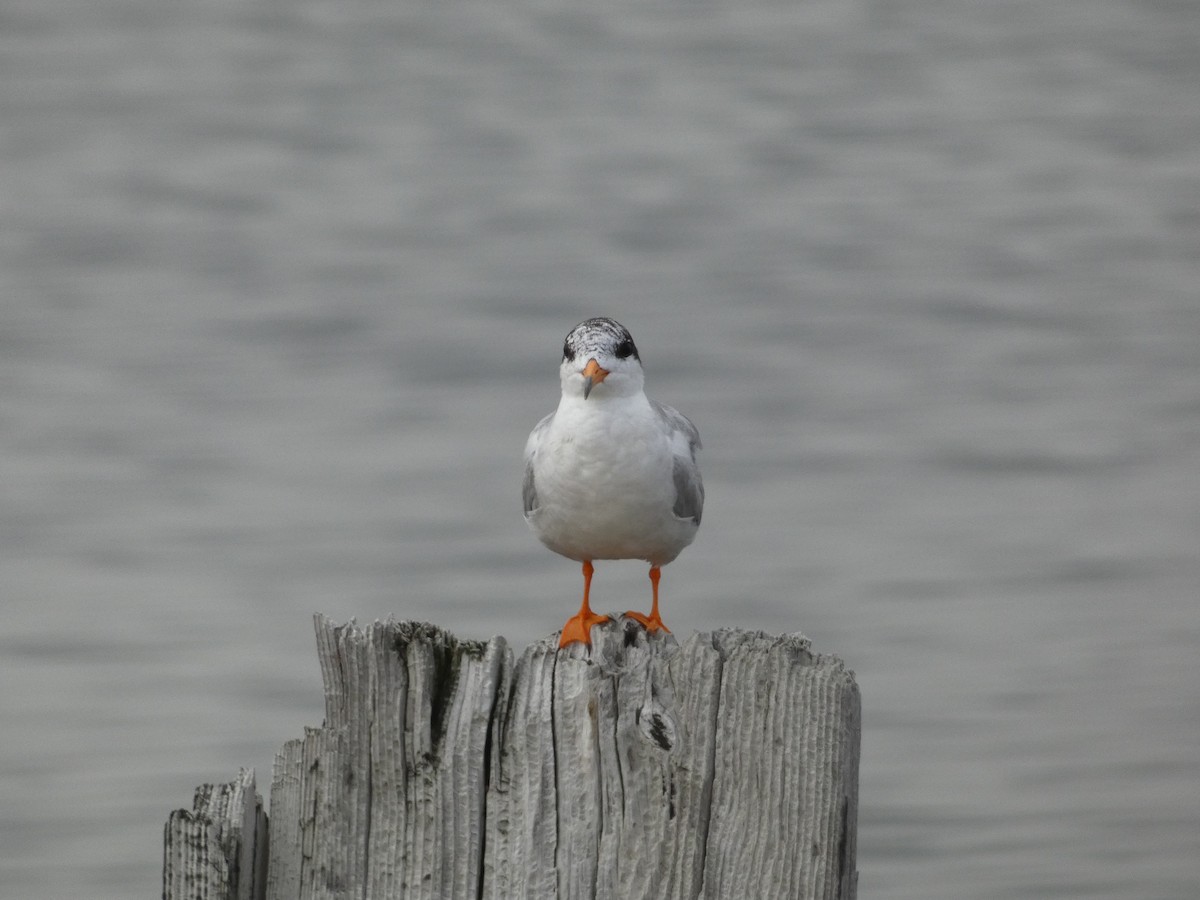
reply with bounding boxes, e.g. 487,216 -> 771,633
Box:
582,358 -> 609,399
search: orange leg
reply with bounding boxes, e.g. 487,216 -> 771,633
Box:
624,566 -> 670,634
559,561 -> 610,648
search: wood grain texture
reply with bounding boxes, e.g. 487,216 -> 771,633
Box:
484,620 -> 859,900
168,616 -> 859,900
264,617 -> 510,899
163,767 -> 267,900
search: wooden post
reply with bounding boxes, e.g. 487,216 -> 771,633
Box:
164,616 -> 859,900
163,767 -> 268,900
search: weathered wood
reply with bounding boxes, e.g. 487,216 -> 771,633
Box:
260,618 -> 509,900
167,615 -> 860,900
263,738 -> 302,900
163,767 -> 268,900
484,621 -> 859,900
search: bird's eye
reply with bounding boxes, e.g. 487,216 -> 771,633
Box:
562,340 -> 575,362
615,339 -> 634,359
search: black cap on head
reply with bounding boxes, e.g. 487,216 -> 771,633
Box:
562,317 -> 640,363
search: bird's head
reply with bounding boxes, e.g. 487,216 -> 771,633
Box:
559,317 -> 644,400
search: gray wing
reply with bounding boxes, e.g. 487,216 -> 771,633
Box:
651,400 -> 704,525
522,411 -> 555,516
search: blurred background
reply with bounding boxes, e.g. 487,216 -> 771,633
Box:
3,0 -> 1198,897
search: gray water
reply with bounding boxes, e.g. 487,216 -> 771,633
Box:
3,0 -> 1198,897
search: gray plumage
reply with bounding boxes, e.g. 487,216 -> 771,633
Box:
650,400 -> 704,524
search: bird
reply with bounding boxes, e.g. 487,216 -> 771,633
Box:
523,317 -> 704,648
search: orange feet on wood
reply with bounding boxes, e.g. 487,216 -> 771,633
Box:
559,561 -> 610,648
624,566 -> 670,634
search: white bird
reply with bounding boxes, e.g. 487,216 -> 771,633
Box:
523,317 -> 704,647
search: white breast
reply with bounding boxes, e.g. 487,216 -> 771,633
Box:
526,393 -> 698,565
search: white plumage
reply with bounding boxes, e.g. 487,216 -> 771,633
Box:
523,317 -> 703,646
